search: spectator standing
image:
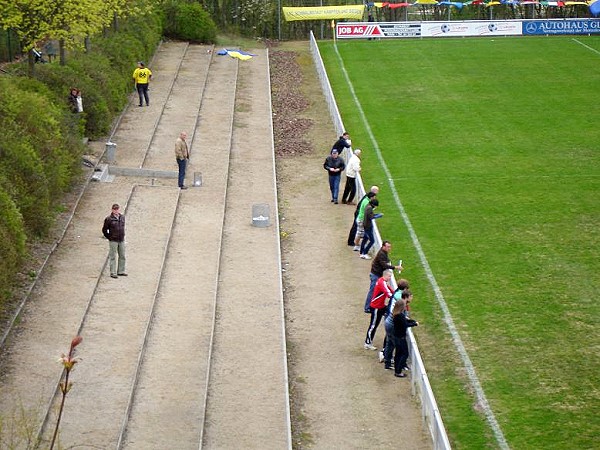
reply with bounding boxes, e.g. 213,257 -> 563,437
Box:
331,131 -> 351,156
68,88 -> 83,113
133,61 -> 152,107
363,241 -> 403,313
359,198 -> 379,259
323,149 -> 345,204
348,186 -> 379,247
382,284 -> 410,365
353,191 -> 378,251
390,298 -> 419,378
341,149 -> 361,205
174,131 -> 189,189
102,203 -> 127,279
364,269 -> 394,350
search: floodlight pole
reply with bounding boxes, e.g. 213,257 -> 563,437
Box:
320,0 -> 324,39
278,0 -> 281,40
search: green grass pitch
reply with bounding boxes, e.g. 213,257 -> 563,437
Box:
318,35 -> 600,449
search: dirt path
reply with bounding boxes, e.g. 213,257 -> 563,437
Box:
274,42 -> 431,449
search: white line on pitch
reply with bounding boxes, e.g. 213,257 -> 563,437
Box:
333,43 -> 510,450
572,38 -> 600,56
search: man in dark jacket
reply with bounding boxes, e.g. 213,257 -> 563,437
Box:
323,149 -> 345,204
331,132 -> 351,156
102,203 -> 127,278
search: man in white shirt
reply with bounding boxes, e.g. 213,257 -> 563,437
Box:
341,148 -> 361,205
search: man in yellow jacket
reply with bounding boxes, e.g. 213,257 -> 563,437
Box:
132,61 -> 152,107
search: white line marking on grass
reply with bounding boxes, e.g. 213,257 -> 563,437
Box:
572,38 -> 600,56
333,43 -> 510,450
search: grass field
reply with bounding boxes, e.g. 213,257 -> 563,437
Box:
318,36 -> 600,449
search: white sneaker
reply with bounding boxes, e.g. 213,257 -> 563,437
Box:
360,254 -> 372,260
364,343 -> 377,351
353,246 -> 360,251
378,351 -> 384,363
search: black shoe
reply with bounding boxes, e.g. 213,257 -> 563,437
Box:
110,274 -> 118,279
334,201 -> 338,204
180,186 -> 188,190
364,308 -> 371,314
138,104 -> 143,107
394,372 -> 407,378
384,365 -> 392,370
331,199 -> 334,203
118,273 -> 128,276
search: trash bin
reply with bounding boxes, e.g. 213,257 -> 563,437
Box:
252,203 -> 270,227
193,172 -> 203,187
105,142 -> 117,164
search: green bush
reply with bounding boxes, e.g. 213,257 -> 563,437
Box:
163,1 -> 217,43
0,187 -> 26,302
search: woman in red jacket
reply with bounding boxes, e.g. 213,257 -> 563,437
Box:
364,269 -> 394,350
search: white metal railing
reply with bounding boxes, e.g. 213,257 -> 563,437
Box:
309,31 -> 452,450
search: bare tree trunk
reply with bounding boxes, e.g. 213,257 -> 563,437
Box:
113,11 -> 119,31
59,39 -> 66,66
28,48 -> 35,77
85,36 -> 91,53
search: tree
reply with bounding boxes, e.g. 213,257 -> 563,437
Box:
0,0 -> 158,73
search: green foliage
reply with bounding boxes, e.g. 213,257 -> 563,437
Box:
163,0 -> 217,43
0,188 -> 26,301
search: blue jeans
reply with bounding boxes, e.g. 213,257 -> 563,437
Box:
383,318 -> 394,366
364,272 -> 378,312
328,175 -> 341,201
360,227 -> 375,256
136,83 -> 149,105
176,158 -> 187,187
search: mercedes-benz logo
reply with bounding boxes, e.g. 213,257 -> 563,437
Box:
526,22 -> 538,33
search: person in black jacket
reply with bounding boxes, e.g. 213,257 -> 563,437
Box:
102,203 -> 127,278
389,298 -> 419,378
331,132 -> 351,156
323,149 -> 345,204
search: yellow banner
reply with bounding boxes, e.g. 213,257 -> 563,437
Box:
282,5 -> 366,21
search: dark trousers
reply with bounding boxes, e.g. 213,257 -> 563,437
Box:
364,272 -> 378,313
341,176 -> 356,203
394,336 -> 409,375
176,158 -> 187,187
360,227 -> 375,256
348,212 -> 358,245
137,83 -> 149,106
365,307 -> 385,345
